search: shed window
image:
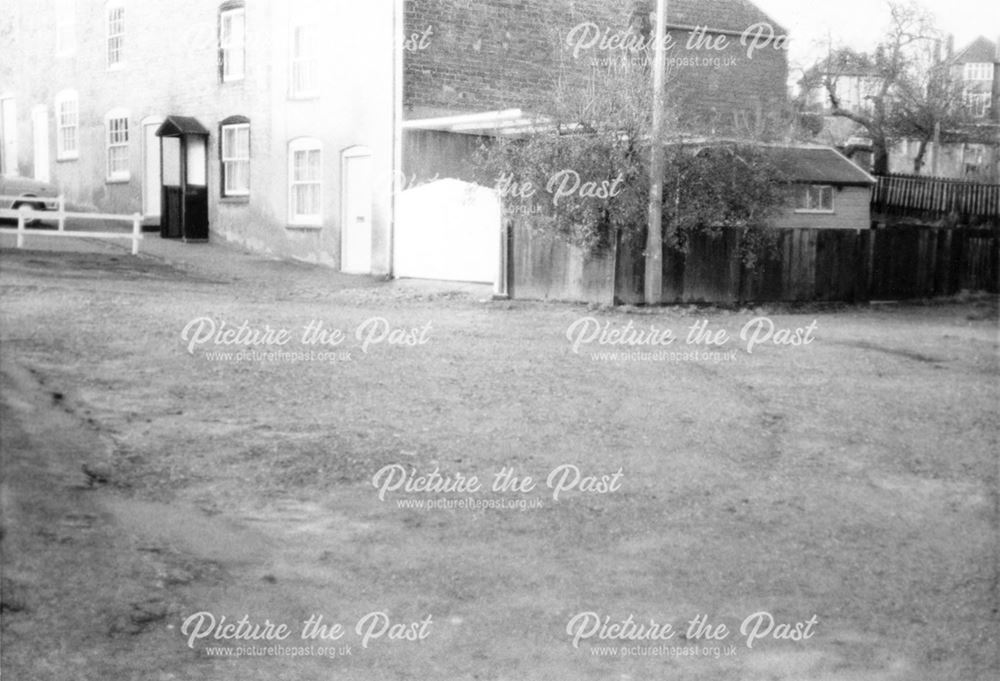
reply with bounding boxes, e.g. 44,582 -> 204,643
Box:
796,185 -> 834,213
288,138 -> 322,226
219,4 -> 246,82
220,117 -> 250,197
105,110 -> 130,181
55,90 -> 78,160
106,3 -> 124,68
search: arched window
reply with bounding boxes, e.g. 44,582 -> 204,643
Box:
104,107 -> 130,182
219,1 -> 246,82
288,137 -> 322,226
54,90 -> 78,160
219,115 -> 250,198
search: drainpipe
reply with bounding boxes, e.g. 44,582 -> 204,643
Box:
931,120 -> 940,176
389,0 -> 404,279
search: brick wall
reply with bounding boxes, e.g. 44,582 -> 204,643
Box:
404,0 -> 790,132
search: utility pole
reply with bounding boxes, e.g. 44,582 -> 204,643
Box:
645,0 -> 667,305
931,120 -> 940,176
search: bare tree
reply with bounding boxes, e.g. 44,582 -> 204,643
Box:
817,0 -> 942,174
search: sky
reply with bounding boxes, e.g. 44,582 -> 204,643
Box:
749,0 -> 1000,76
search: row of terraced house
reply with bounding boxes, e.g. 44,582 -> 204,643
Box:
1,0 -> 878,289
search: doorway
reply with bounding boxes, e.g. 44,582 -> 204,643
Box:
340,146 -> 373,274
31,106 -> 49,183
142,116 -> 164,221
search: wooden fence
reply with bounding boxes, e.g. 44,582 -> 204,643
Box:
0,195 -> 143,255
509,222 -> 999,305
871,174 -> 1000,227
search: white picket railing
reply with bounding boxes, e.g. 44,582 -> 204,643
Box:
0,195 -> 143,255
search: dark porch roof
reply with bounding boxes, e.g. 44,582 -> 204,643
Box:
156,115 -> 210,137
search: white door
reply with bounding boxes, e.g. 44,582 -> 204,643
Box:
341,148 -> 373,274
142,118 -> 163,218
1,97 -> 18,177
31,106 -> 49,182
395,179 -> 501,284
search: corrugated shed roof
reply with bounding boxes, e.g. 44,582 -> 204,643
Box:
764,146 -> 875,186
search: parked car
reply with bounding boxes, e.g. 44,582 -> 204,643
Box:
0,175 -> 60,225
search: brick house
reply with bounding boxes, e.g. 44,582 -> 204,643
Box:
404,0 -> 789,126
0,0 -> 401,272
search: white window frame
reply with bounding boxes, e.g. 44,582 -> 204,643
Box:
219,5 -> 246,82
105,108 -> 130,182
55,90 -> 79,161
288,137 -> 322,227
289,23 -> 319,98
106,2 -> 125,69
221,121 -> 250,197
964,63 -> 995,82
795,184 -> 835,214
55,0 -> 76,56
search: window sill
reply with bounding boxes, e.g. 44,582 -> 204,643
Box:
220,196 -> 250,204
105,176 -> 131,184
106,63 -> 125,72
56,154 -> 79,162
286,222 -> 323,230
288,93 -> 320,101
794,209 -> 835,215
221,77 -> 246,85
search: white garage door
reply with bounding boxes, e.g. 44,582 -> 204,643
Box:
394,178 -> 500,284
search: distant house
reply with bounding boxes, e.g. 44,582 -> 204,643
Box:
765,146 -> 875,230
799,51 -> 882,116
890,36 -> 1000,182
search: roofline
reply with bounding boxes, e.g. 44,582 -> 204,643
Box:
828,145 -> 877,184
949,35 -> 997,65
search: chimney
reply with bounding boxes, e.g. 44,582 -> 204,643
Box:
995,34 -> 1000,62
946,34 -> 954,60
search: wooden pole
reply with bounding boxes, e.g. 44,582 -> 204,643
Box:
645,0 -> 667,305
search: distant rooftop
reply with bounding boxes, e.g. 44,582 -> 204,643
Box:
950,36 -> 999,65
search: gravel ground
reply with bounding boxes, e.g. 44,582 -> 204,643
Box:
1,240 -> 997,681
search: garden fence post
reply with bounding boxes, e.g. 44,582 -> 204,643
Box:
131,213 -> 142,255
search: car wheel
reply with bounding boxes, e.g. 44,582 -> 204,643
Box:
12,201 -> 43,227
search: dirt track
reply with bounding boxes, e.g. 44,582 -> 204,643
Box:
1,245 -> 998,681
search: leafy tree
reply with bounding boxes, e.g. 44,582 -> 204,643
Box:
475,55 -> 790,268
